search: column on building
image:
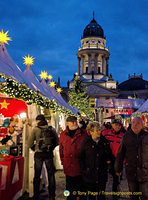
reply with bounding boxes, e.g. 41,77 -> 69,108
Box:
98,54 -> 102,73
95,53 -> 99,74
88,54 -> 91,74
102,55 -> 105,75
78,56 -> 81,76
106,57 -> 109,76
81,55 -> 84,75
91,54 -> 95,73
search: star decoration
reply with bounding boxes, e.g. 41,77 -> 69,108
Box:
48,75 -> 53,80
39,71 -> 48,79
23,54 -> 34,66
49,81 -> 56,88
56,87 -> 62,93
0,99 -> 10,109
0,30 -> 12,45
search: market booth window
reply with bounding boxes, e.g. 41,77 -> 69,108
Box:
0,98 -> 26,199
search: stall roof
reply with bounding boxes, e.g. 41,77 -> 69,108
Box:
0,45 -> 51,98
23,66 -> 54,100
134,99 -> 148,113
0,44 -> 26,82
96,98 -> 145,109
41,80 -> 78,114
0,45 -> 79,113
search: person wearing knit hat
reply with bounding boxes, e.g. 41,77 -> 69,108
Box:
28,114 -> 58,200
59,115 -> 88,200
36,114 -> 45,121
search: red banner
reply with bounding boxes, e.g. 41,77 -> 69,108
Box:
0,98 -> 27,117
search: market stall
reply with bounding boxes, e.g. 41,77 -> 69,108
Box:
0,30 -> 77,199
0,96 -> 27,200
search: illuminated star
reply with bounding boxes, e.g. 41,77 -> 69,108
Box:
56,87 -> 62,93
39,71 -> 48,80
23,54 -> 34,66
48,75 -> 53,80
0,99 -> 10,109
49,81 -> 56,88
0,29 -> 12,45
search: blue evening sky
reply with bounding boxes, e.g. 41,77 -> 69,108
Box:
0,0 -> 147,86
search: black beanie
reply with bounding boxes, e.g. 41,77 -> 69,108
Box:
36,114 -> 45,121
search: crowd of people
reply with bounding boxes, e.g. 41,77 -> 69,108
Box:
28,114 -> 148,200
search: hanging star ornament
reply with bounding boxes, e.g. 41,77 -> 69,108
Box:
49,81 -> 56,88
56,87 -> 62,93
48,75 -> 53,80
0,99 -> 10,109
0,29 -> 12,45
39,71 -> 48,80
23,54 -> 34,66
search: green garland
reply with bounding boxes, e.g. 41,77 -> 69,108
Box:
0,74 -> 73,116
132,112 -> 148,117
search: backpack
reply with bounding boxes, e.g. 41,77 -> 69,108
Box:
38,126 -> 55,152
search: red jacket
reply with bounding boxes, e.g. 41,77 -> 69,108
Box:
59,127 -> 88,176
102,128 -> 123,158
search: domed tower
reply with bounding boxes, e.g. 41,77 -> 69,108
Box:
77,13 -> 109,77
74,12 -> 116,91
68,13 -> 118,106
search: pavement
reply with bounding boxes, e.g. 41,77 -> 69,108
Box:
19,170 -> 130,200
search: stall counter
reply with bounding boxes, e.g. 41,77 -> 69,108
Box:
0,156 -> 24,200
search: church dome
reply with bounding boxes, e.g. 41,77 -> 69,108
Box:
118,75 -> 148,91
82,13 -> 105,39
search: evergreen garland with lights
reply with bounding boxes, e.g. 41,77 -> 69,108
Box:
68,77 -> 93,119
0,74 -> 73,115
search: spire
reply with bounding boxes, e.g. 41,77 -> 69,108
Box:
91,11 -> 97,23
67,80 -> 70,88
57,77 -> 60,87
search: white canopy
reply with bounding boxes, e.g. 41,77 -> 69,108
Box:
23,66 -> 54,100
41,80 -> 78,114
135,99 -> 148,113
0,44 -> 26,82
0,44 -> 78,114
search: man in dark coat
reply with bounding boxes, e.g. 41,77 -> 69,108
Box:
102,119 -> 124,199
79,122 -> 111,200
28,114 -> 58,200
59,116 -> 88,200
115,117 -> 148,200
